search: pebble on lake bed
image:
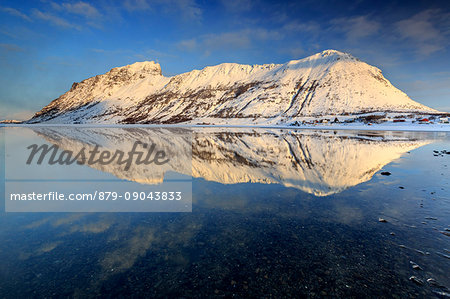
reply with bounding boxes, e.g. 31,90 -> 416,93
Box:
427,278 -> 438,286
409,276 -> 423,285
410,261 -> 423,270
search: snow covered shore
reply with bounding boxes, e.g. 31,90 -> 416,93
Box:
2,122 -> 450,132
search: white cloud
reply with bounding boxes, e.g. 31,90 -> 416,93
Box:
202,31 -> 251,51
399,76 -> 450,112
91,48 -> 112,53
395,9 -> 450,55
33,9 -> 81,30
140,48 -> 176,59
46,1 -> 102,28
0,6 -> 32,22
178,28 -> 282,55
282,21 -> 319,33
59,2 -> 101,18
173,0 -> 202,21
123,0 -> 152,11
122,0 -> 202,21
403,77 -> 450,93
278,45 -> 305,58
331,15 -> 380,40
220,0 -> 252,12
0,43 -> 24,52
205,28 -> 281,48
177,39 -> 197,51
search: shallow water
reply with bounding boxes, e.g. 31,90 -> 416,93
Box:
0,127 -> 449,298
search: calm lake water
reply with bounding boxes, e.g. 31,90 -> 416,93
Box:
0,127 -> 449,298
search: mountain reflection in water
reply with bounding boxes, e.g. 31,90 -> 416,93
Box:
31,127 -> 430,196
1,127 -> 449,298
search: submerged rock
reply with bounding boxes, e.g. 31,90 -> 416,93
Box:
409,276 -> 423,285
426,278 -> 446,288
415,249 -> 426,255
432,290 -> 450,297
437,252 -> 450,259
410,261 -> 423,270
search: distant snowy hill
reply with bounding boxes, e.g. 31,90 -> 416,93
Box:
28,50 -> 438,124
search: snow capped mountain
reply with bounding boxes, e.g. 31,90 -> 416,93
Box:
28,50 -> 438,124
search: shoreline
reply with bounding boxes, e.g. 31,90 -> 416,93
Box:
2,122 -> 450,132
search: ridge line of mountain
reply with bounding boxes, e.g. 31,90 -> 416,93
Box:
26,49 -> 442,125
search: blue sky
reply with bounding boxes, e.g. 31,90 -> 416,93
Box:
1,0 -> 449,120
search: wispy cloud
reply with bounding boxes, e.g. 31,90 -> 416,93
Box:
331,15 -> 380,40
91,48 -> 108,53
282,20 -> 320,33
174,0 -> 202,21
202,31 -> 252,51
178,28 -> 282,55
0,6 -> 32,22
46,1 -> 103,29
123,0 -> 152,11
177,39 -> 197,51
134,48 -> 177,61
394,9 -> 450,55
405,78 -> 450,92
177,28 -> 283,56
0,28 -> 17,39
33,9 -> 81,30
0,43 -> 24,52
51,1 -> 101,19
90,48 -> 176,62
399,76 -> 450,111
278,43 -> 306,58
90,48 -> 133,55
122,0 -> 202,21
220,0 -> 253,13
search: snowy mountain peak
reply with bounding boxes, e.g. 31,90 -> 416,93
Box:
299,49 -> 354,63
320,49 -> 348,56
110,61 -> 162,76
283,50 -> 355,72
28,50 -> 438,124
